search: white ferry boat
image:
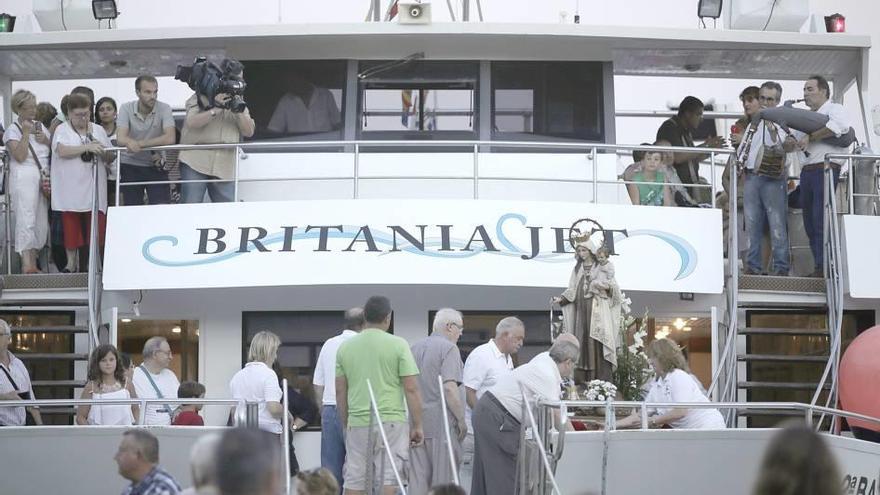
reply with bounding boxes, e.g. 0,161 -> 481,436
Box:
1,1 -> 879,493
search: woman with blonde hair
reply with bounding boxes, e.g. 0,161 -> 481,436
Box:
3,89 -> 50,273
752,425 -> 841,495
617,338 -> 725,429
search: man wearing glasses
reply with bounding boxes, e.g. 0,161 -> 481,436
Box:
740,81 -> 796,276
132,336 -> 180,425
0,319 -> 42,426
408,308 -> 467,494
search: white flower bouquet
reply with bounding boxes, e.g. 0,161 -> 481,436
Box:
584,379 -> 618,402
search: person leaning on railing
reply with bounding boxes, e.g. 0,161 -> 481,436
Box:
50,93 -> 114,273
626,148 -> 673,207
616,338 -> 725,430
3,89 -> 51,274
178,58 -> 255,204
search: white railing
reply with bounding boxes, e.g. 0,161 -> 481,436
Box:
826,152 -> 880,216
3,397 -> 253,425
437,375 -> 461,487
365,378 -> 408,495
104,139 -> 729,206
519,383 -> 563,495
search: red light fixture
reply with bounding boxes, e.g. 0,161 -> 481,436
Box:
824,13 -> 845,33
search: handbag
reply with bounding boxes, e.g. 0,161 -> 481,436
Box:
138,365 -> 176,420
1,363 -> 36,425
13,123 -> 51,198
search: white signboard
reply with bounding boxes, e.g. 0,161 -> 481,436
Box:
843,215 -> 880,298
103,199 -> 723,292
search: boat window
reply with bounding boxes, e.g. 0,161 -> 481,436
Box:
358,60 -> 479,141
243,60 -> 346,143
492,61 -> 605,142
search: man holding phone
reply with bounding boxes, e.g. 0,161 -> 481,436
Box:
0,319 -> 42,426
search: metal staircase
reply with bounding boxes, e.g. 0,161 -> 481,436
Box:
710,163 -> 843,429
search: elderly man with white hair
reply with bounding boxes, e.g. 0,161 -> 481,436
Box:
459,316 -> 525,488
181,433 -> 221,495
132,336 -> 180,425
471,339 -> 579,495
408,308 -> 467,494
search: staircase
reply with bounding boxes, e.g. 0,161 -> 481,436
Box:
2,273 -> 93,424
710,165 -> 843,429
733,280 -> 832,427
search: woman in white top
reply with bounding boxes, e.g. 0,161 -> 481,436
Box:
76,344 -> 138,425
51,93 -> 113,273
618,338 -> 725,429
2,90 -> 50,273
229,330 -> 288,434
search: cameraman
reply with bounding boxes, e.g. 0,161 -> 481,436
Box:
179,59 -> 255,203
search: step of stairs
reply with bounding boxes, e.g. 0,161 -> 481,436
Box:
738,274 -> 825,293
15,353 -> 89,361
738,381 -> 831,390
739,327 -> 829,336
737,354 -> 828,363
31,380 -> 87,388
1,273 -> 88,290
10,326 -> 89,334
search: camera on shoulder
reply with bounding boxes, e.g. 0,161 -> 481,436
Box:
175,56 -> 247,113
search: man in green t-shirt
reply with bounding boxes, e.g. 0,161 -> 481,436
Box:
336,295 -> 424,494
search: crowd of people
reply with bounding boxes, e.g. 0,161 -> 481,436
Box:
0,296 -> 855,495
1,59 -> 255,274
623,75 -> 854,277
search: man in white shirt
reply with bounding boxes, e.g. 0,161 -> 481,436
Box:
0,320 -> 42,426
132,336 -> 180,426
795,75 -> 853,277
313,307 -> 364,489
459,317 -> 525,488
267,75 -> 341,135
470,339 -> 578,495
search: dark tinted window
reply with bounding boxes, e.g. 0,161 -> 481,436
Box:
243,60 -> 346,142
492,61 -> 604,142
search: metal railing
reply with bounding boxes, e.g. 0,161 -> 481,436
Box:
102,140 -> 729,206
364,378 -> 408,495
437,375 -> 461,487
519,383 -> 563,495
2,397 -> 254,425
528,399 -> 880,495
811,160 -> 846,430
825,152 -> 880,215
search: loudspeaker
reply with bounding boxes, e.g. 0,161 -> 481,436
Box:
398,1 -> 431,24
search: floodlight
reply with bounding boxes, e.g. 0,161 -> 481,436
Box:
697,0 -> 723,19
0,13 -> 16,33
92,0 -> 119,20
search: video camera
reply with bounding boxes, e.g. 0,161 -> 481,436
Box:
175,56 -> 247,113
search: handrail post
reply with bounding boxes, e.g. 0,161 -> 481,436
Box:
365,379 -> 407,495
233,145 -> 240,202
437,375 -> 461,486
473,144 -> 479,199
640,403 -> 648,430
3,150 -> 11,274
710,151 -> 716,207
246,401 -> 259,428
87,154 -> 101,349
114,150 -> 121,206
590,146 -> 598,203
353,143 -> 360,199
282,378 -> 291,495
518,384 -> 562,495
138,399 -> 146,425
848,156 -> 854,214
